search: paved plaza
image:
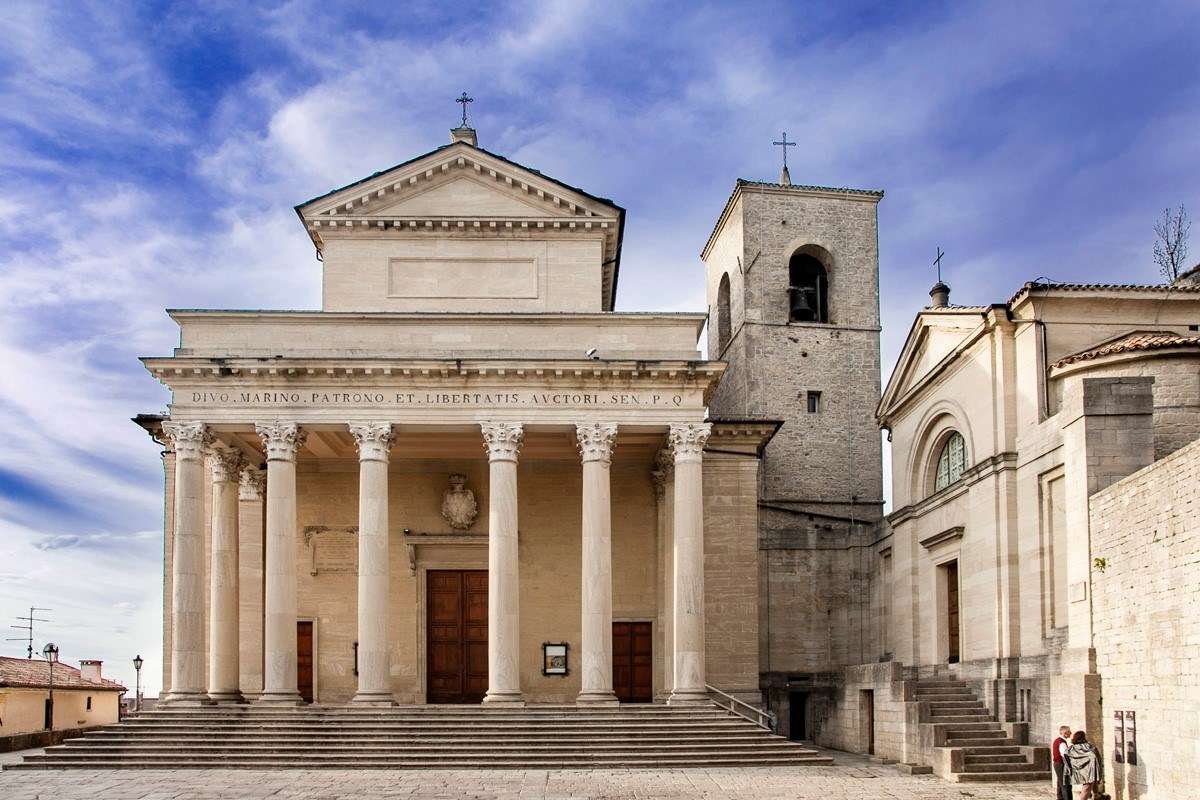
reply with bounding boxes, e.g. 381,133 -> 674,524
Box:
0,749 -> 1056,799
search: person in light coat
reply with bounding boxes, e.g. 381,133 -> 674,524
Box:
1065,730 -> 1103,799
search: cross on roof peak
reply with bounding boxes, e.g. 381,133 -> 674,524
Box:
772,132 -> 796,185
455,92 -> 474,128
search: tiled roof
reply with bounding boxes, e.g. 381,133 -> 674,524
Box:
1009,280 -> 1200,306
1053,331 -> 1200,368
733,178 -> 885,197
0,656 -> 126,692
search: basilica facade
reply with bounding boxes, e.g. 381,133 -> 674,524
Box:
138,118 -> 1199,793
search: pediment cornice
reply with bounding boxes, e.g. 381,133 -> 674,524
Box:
295,141 -> 624,309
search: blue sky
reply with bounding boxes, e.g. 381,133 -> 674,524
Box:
1,0 -> 1198,695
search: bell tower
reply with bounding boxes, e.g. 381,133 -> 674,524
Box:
702,177 -> 886,715
702,178 -> 884,525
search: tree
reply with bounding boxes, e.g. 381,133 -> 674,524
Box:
1153,205 -> 1190,283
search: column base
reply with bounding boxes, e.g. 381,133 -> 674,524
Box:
576,691 -> 619,706
254,691 -> 305,706
482,691 -> 525,707
158,690 -> 212,707
667,689 -> 712,706
351,692 -> 397,706
206,691 -> 246,704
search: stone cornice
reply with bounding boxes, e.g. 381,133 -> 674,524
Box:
144,357 -> 724,386
919,525 -> 964,550
888,451 -> 1018,526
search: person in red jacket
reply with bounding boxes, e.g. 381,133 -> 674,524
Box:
1052,725 -> 1073,800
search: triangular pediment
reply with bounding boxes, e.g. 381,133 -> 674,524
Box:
296,141 -> 621,223
879,312 -> 985,420
369,174 -> 568,218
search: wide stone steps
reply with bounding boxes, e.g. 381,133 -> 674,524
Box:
10,704 -> 831,770
915,678 -> 1049,784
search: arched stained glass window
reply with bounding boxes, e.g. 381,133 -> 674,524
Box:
934,432 -> 967,492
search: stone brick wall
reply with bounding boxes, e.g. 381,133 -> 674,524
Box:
1090,435 -> 1200,800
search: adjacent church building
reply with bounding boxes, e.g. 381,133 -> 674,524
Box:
136,116 -> 1199,792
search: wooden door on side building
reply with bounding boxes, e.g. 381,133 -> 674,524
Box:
427,570 -> 488,703
297,620 -> 314,703
612,621 -> 653,703
945,561 -> 960,664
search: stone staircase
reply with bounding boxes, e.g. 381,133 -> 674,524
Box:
8,704 -> 832,770
915,679 -> 1049,783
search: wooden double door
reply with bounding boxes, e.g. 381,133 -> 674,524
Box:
612,621 -> 653,703
427,570 -> 489,703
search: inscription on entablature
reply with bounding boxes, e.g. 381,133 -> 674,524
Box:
182,389 -> 688,408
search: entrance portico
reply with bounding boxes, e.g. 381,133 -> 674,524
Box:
139,123 -> 769,709
153,404 -> 716,707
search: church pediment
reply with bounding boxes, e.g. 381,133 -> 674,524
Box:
296,141 -> 621,225
879,312 -> 986,420
369,174 -> 569,218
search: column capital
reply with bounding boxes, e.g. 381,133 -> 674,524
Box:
209,447 -> 246,484
668,422 -> 712,463
255,422 -> 307,462
162,421 -> 212,461
239,467 -> 266,501
575,423 -> 618,464
348,422 -> 396,462
651,447 -> 675,497
481,422 -> 524,462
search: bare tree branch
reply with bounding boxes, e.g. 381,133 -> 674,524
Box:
1153,205 -> 1190,283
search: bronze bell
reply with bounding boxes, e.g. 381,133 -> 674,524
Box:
789,286 -> 816,321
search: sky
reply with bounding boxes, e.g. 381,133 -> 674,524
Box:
1,0 -> 1198,696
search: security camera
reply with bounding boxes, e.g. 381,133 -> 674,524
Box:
585,348 -> 599,360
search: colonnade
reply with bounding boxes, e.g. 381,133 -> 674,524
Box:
158,420 -> 711,706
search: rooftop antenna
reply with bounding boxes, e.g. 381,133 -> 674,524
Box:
7,607 -> 52,659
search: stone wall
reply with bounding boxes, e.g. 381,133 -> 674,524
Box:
1090,435 -> 1200,800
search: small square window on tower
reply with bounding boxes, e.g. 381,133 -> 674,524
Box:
806,391 -> 821,413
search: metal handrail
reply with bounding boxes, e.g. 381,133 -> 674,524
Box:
705,684 -> 776,731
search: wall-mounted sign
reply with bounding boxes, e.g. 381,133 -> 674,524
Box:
542,642 -> 568,676
1126,711 -> 1137,766
1113,710 -> 1125,764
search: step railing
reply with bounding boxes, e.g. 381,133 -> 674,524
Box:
705,684 -> 776,731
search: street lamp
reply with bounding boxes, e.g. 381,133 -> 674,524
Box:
132,654 -> 144,713
42,642 -> 59,730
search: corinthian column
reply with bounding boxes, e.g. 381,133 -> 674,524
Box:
255,422 -> 306,705
652,448 -> 675,702
160,421 -> 212,705
667,422 -> 711,705
348,422 -> 396,705
576,422 -> 619,705
207,447 -> 245,703
480,422 -> 524,705
238,467 -> 266,700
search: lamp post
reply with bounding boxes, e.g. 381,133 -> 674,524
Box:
42,642 -> 59,730
132,654 -> 144,713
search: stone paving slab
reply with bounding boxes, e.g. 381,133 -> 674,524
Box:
0,751 -> 1055,799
